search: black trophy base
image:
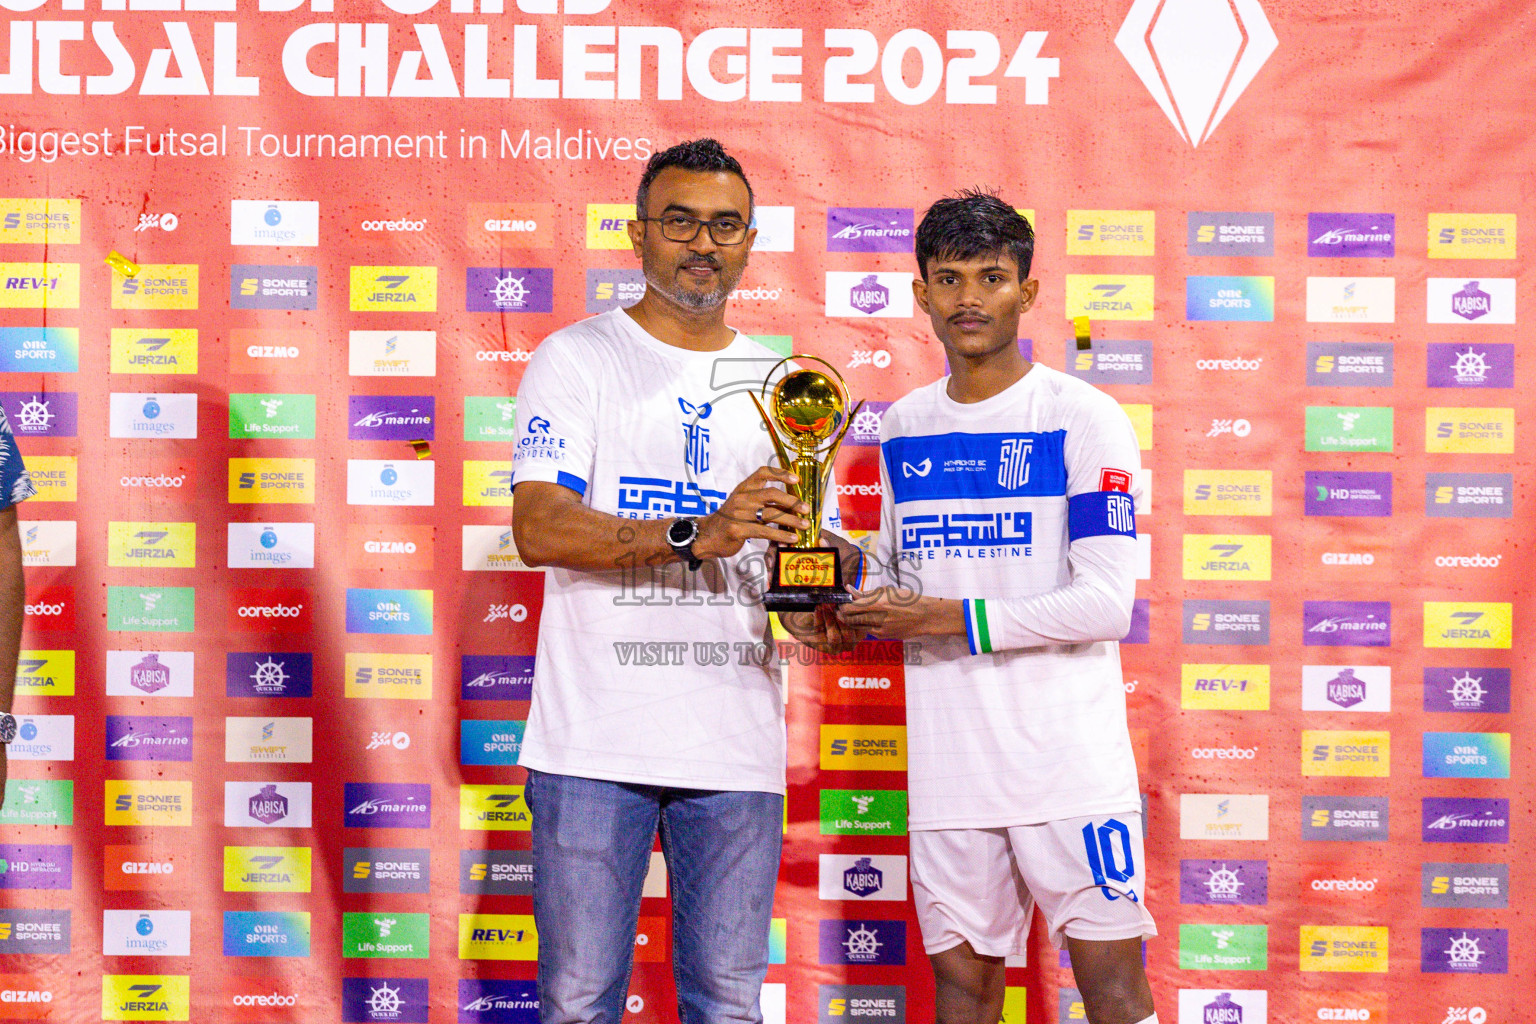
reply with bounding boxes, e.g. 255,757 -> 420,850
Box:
763,546 -> 851,613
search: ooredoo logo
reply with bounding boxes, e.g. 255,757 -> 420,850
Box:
227,588 -> 313,633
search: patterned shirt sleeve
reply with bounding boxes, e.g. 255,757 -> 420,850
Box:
0,407 -> 36,511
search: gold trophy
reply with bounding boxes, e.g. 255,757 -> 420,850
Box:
749,356 -> 863,612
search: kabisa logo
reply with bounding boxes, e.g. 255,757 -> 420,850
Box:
816,854 -> 906,901
850,274 -> 887,314
1115,0 -> 1277,147
248,784 -> 290,825
1451,281 -> 1490,320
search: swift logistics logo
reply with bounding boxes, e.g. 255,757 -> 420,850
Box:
1180,664 -> 1269,710
1064,276 -> 1154,320
1182,534 -> 1271,580
107,522 -> 195,568
228,458 -> 316,503
224,717 -> 313,763
0,198 -> 80,243
350,266 -> 438,311
221,911 -> 311,958
1428,213 -> 1516,258
1421,732 -> 1510,779
1303,730 -> 1389,777
1114,0 -> 1277,147
348,330 -> 437,376
1183,470 -> 1271,516
17,521 -> 76,567
112,264 -> 197,310
1423,603 -> 1511,649
230,265 -> 318,310
458,914 -> 538,960
104,780 -> 192,827
109,330 -> 198,374
1178,859 -> 1268,905
1300,926 -> 1388,973
0,327 -> 78,371
1425,407 -> 1514,454
1178,794 -> 1268,841
1185,276 -> 1274,321
223,847 -> 312,893
345,653 -> 432,699
1424,667 -> 1510,713
1066,210 -> 1154,255
820,726 -> 907,770
1305,278 -> 1395,322
345,589 -> 433,636
460,785 -> 530,831
1182,599 -> 1269,645
347,848 -> 430,895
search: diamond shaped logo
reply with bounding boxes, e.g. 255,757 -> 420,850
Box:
1116,0 -> 1279,146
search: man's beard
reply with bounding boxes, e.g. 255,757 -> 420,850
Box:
641,251 -> 745,311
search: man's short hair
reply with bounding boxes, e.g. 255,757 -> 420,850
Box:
914,189 -> 1035,281
636,138 -> 755,218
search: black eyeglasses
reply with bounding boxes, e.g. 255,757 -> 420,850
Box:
638,214 -> 750,245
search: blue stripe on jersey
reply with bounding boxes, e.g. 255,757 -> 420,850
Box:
883,431 -> 1067,505
1068,491 -> 1137,541
556,471 -> 587,497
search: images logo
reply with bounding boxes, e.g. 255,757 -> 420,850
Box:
1303,730 -> 1389,777
113,264 -> 197,310
1308,213 -> 1395,257
346,459 -> 435,506
1422,797 -> 1508,844
1422,732 -> 1510,779
1423,602 -> 1511,649
0,263 -> 78,309
227,523 -> 315,570
826,272 -> 913,318
1182,535 -> 1271,580
1420,929 -> 1507,975
1064,276 -> 1154,320
108,392 -> 197,439
1185,276 -> 1274,321
818,920 -> 905,965
1427,213 -> 1516,259
109,329 -> 198,375
349,266 -> 438,312
1424,667 -> 1510,714
1179,859 -> 1268,906
1299,926 -> 1388,972
1182,600 -> 1270,645
1179,923 -> 1267,970
344,783 -> 431,830
228,458 -> 315,504
1180,664 -> 1270,711
1114,0 -> 1277,146
230,200 -> 319,246
820,726 -> 907,771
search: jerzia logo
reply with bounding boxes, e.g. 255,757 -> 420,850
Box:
1115,0 -> 1278,147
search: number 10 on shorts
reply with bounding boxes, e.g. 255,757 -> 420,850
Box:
1081,818 -> 1139,902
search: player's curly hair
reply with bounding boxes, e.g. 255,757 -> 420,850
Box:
914,188 -> 1034,281
636,138 -> 755,218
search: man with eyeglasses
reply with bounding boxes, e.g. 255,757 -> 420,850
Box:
511,138 -> 851,1024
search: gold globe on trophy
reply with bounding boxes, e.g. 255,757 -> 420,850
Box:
749,356 -> 863,611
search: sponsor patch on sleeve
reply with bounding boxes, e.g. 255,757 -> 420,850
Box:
1100,469 -> 1132,493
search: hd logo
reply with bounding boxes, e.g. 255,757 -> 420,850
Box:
113,265 -> 198,310
1182,535 -> 1271,580
460,784 -> 531,831
109,329 -> 198,374
458,914 -> 538,960
1064,276 -> 1154,320
107,522 -> 196,569
101,976 -> 190,1020
1423,603 -> 1511,649
1303,731 -> 1390,777
1299,925 -> 1389,973
349,266 -> 438,312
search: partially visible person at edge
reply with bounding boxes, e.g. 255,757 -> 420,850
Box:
510,138 -> 857,1024
838,190 -> 1158,1024
0,404 -> 37,809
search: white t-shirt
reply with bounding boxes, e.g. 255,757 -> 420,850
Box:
876,364 -> 1143,830
511,308 -> 803,793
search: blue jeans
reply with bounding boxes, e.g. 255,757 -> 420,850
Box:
525,769 -> 783,1024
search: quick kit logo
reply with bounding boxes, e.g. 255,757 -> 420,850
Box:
1178,794 -> 1268,841
460,850 -> 535,897
1428,278 -> 1514,324
1064,276 -> 1154,320
1178,859 -> 1268,906
1422,732 -> 1510,779
1180,664 -> 1270,711
1308,213 -> 1395,257
1422,862 -> 1508,909
819,985 -> 906,1024
1185,276 -> 1274,321
350,266 -> 438,312
1306,278 -> 1395,323
228,458 -> 316,504
101,976 -> 190,1020
1114,0 -> 1277,146
1424,667 -> 1510,714
1188,212 -> 1274,256
348,330 -> 437,376
460,785 -> 530,831
341,977 -> 429,1023
107,586 -> 195,633
345,653 -> 432,699
1068,339 -> 1153,384
347,848 -> 430,895
221,911 -> 312,958
105,716 -> 192,763
466,267 -> 554,313
1422,798 -> 1508,844
0,327 -> 78,371
459,979 -> 540,1023
1303,602 -> 1390,647
104,780 -> 192,827
113,264 -> 197,310
109,392 -> 197,439
347,459 -> 435,506
0,263 -> 78,309
223,846 -> 312,893
1423,603 -> 1511,649
109,329 -> 198,375
1425,407 -> 1514,454
467,202 -> 554,247
1300,926 -> 1388,973
585,268 -> 647,313
0,780 -> 72,827
1301,665 -> 1390,712
1425,472 -> 1511,518
345,783 -> 431,830
224,781 -> 312,828
460,655 -> 535,701
1427,343 -> 1513,389
827,208 -> 914,252
1182,534 -> 1271,581
1303,730 -> 1389,777
1307,342 -> 1393,386
817,855 -> 906,902
102,910 -> 190,957
818,920 -> 905,965
225,717 -> 313,763
826,272 -> 914,318
230,200 -> 319,246
1182,599 -> 1269,645
345,589 -> 434,636
228,393 -> 316,439
820,725 -> 907,771
458,914 -> 538,961
1421,929 -> 1507,975
0,843 -> 72,890
0,198 -> 80,243
1183,470 -> 1270,516
1179,923 -> 1267,970
1428,212 -> 1517,259
226,587 -> 313,635
1305,471 -> 1391,517
819,790 -> 907,836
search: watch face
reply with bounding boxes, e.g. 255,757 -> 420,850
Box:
668,519 -> 696,545
0,714 -> 16,744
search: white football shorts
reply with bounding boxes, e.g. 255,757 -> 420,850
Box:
909,811 -> 1157,955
